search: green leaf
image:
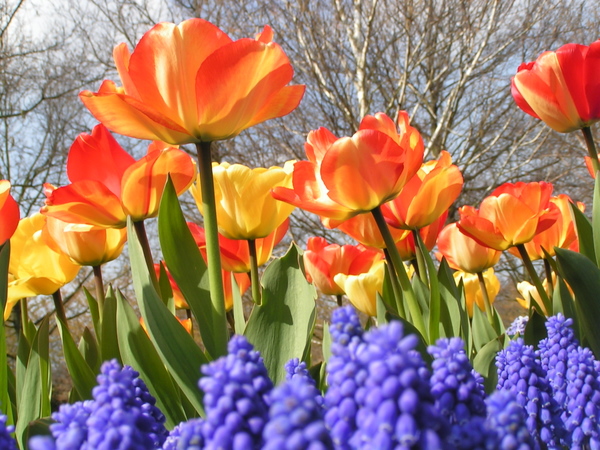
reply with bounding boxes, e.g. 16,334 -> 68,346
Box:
376,293 -> 388,325
78,327 -> 100,373
158,177 -> 224,358
100,287 -> 121,363
556,248 -> 600,358
415,235 -> 441,343
322,321 -> 332,364
231,273 -> 246,335
37,318 -> 51,418
128,217 -> 208,416
83,287 -> 100,342
15,326 -> 30,407
0,241 -> 12,423
157,262 -> 176,313
0,242 -> 9,313
593,174 -> 600,267
471,300 -> 498,352
552,277 -> 578,340
115,289 -> 189,426
571,204 -> 596,264
57,318 -> 96,400
244,245 -> 317,384
473,338 -> 502,394
523,309 -> 547,347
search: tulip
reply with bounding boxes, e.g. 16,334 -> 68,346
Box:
394,212 -> 448,261
437,222 -> 501,273
382,151 -> 463,229
80,20 -> 304,144
303,237 -> 384,296
188,220 -> 288,273
41,125 -> 196,228
334,259 -> 387,317
6,214 -> 80,320
511,41 -> 600,133
453,268 -> 500,317
508,194 -> 583,261
336,213 -> 409,249
457,181 -> 559,251
0,180 -> 20,245
43,216 -> 127,266
272,112 -> 424,227
190,162 -> 295,240
154,263 -> 189,309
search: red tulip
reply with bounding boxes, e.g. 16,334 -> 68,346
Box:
511,41 -> 600,132
0,180 -> 20,245
80,20 -> 304,144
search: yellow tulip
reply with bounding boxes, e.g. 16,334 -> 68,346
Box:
6,214 -> 80,319
190,161 -> 295,240
334,260 -> 387,317
453,268 -> 500,317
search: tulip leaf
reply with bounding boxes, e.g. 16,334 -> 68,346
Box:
100,287 -> 121,364
158,177 -> 221,358
570,203 -> 596,264
523,309 -> 547,347
83,287 -> 101,343
322,321 -> 332,364
232,273 -> 246,335
128,217 -> 208,416
16,318 -> 50,449
415,234 -> 441,343
157,262 -> 176,313
78,327 -> 100,373
244,244 -> 317,384
473,338 -> 502,394
115,288 -> 189,426
552,277 -> 579,340
376,292 -> 388,325
556,248 -> 600,358
0,241 -> 9,313
57,318 -> 96,400
16,326 -> 30,405
0,242 -> 13,423
471,299 -> 498,352
437,259 -> 462,339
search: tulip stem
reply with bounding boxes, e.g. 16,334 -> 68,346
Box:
477,271 -> 499,334
516,244 -> 552,316
372,207 -> 426,339
412,229 -> 429,286
52,289 -> 68,329
93,265 -> 105,315
543,258 -> 554,299
133,220 -> 159,289
336,295 -> 343,307
383,249 -> 406,319
248,239 -> 262,305
196,141 -> 228,356
582,126 -> 600,176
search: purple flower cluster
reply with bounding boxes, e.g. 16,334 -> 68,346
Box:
29,360 -> 167,450
0,413 -> 17,450
483,390 -> 537,449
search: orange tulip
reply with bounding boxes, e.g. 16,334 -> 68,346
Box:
508,194 -> 583,260
303,237 -> 384,296
382,151 -> 463,229
511,41 -> 600,132
141,316 -> 193,335
154,263 -> 189,309
80,20 -> 304,144
585,156 -> 600,179
454,268 -> 500,317
272,112 -> 424,227
43,216 -> 127,266
437,222 -> 501,273
394,211 -> 448,261
41,125 -> 195,227
0,180 -> 20,245
188,220 -> 288,273
457,181 -> 559,251
336,213 -> 409,249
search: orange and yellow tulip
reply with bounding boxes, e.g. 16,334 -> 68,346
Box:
190,162 -> 295,240
454,268 -> 500,317
394,212 -> 448,261
80,20 -> 304,144
334,259 -> 387,317
437,222 -> 501,273
0,180 -> 19,245
457,181 -> 559,251
6,214 -> 80,319
272,112 -> 424,227
188,220 -> 288,273
303,237 -> 384,296
382,151 -> 463,230
508,194 -> 583,260
42,125 -> 195,227
511,41 -> 600,132
43,216 -> 127,266
154,263 -> 189,309
336,212 -> 409,249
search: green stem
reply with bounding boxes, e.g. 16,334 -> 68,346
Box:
412,229 -> 428,285
93,265 -> 105,315
336,294 -> 343,307
195,142 -> 228,356
543,258 -> 554,300
52,289 -> 68,328
383,248 -> 406,319
372,207 -> 426,338
133,220 -> 159,290
516,244 -> 552,315
248,239 -> 262,305
582,126 -> 600,176
476,271 -> 499,334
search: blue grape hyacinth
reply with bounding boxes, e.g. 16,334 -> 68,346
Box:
484,390 -> 537,449
162,418 -> 205,450
198,334 -> 273,450
263,374 -> 333,450
0,413 -> 17,450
